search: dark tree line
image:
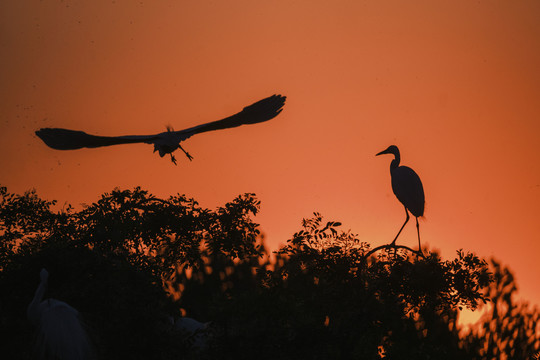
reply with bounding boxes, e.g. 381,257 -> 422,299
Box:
0,186 -> 538,359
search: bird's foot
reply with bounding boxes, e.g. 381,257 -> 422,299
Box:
170,154 -> 177,165
179,145 -> 193,161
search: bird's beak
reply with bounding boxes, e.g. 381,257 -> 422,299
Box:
376,149 -> 389,156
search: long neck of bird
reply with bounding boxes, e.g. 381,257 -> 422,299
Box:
27,276 -> 47,325
390,152 -> 400,171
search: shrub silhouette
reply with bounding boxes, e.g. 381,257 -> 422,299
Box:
460,259 -> 540,360
1,186 -> 537,359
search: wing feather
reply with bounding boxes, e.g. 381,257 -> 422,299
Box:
173,94 -> 286,139
35,128 -> 158,150
391,166 -> 425,217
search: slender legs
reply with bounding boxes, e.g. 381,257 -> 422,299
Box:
390,207 -> 423,256
390,207 -> 409,246
169,145 -> 193,165
179,144 -> 193,161
416,217 -> 423,255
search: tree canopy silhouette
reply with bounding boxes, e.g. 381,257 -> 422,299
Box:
0,186 -> 537,359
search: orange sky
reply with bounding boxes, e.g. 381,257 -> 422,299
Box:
2,0 -> 540,311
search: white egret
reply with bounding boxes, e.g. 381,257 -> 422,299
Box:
36,94 -> 286,164
171,316 -> 211,349
376,145 -> 425,254
27,268 -> 95,360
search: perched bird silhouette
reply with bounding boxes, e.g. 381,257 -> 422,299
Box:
27,268 -> 95,360
35,94 -> 286,165
376,145 -> 425,254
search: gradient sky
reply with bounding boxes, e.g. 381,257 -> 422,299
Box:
2,0 -> 539,314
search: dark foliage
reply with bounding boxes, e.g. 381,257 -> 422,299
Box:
460,259 -> 540,359
0,186 -> 537,359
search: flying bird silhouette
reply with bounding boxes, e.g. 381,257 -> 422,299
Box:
35,94 -> 286,164
376,145 -> 425,254
27,268 -> 95,360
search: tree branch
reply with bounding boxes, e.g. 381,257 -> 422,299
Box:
364,244 -> 425,259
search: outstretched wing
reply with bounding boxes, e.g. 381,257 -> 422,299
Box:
173,94 -> 286,139
35,128 -> 158,150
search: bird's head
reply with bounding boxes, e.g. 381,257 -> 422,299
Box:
376,145 -> 400,157
40,268 -> 49,282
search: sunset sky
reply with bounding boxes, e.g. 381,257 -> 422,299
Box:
2,0 -> 539,314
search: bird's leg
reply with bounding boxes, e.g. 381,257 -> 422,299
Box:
170,153 -> 177,165
415,217 -> 423,257
179,144 -> 193,161
390,207 -> 410,247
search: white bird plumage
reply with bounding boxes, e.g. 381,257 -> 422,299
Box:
376,145 -> 425,254
171,316 -> 212,349
35,94 -> 286,164
27,268 -> 94,360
